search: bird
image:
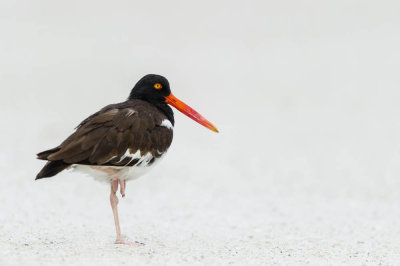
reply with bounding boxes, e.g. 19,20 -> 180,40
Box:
36,74 -> 218,245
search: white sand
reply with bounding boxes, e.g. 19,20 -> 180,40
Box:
1,114 -> 400,265
1,0 -> 400,265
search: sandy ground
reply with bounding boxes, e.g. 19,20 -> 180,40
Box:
2,160 -> 400,266
1,112 -> 400,266
2,0 -> 400,265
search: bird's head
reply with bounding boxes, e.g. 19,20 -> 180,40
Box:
129,74 -> 171,102
129,74 -> 218,133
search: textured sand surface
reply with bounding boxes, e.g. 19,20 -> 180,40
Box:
1,0 -> 400,265
1,113 -> 400,265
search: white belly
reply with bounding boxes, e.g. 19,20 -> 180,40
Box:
72,152 -> 166,183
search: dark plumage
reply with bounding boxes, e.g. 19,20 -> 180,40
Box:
37,99 -> 173,179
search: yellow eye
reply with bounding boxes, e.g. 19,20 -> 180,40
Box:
154,83 -> 162,89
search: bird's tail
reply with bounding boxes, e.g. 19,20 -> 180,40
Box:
36,160 -> 70,180
37,147 -> 61,160
36,146 -> 70,179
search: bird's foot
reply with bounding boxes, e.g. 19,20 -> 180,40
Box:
115,237 -> 144,246
119,179 -> 126,197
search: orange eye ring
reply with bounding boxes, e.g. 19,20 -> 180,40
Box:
154,83 -> 162,89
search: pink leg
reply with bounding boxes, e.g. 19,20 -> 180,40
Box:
109,180 -> 142,246
119,179 -> 126,197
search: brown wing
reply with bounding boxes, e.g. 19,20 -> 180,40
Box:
38,100 -> 173,167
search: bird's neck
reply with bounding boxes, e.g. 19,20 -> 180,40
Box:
152,101 -> 175,126
129,95 -> 175,125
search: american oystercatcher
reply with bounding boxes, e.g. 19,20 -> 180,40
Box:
36,74 -> 218,245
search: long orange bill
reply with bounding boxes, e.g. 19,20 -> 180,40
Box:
165,93 -> 219,133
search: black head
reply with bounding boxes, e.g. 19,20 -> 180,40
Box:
129,74 -> 174,124
128,74 -> 219,133
129,74 -> 171,102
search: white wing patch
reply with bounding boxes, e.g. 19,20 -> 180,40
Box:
160,119 -> 173,130
126,108 -> 136,117
116,149 -> 153,167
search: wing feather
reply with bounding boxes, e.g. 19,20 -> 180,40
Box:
39,100 -> 173,167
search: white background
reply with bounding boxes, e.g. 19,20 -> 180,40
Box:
1,0 -> 400,265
